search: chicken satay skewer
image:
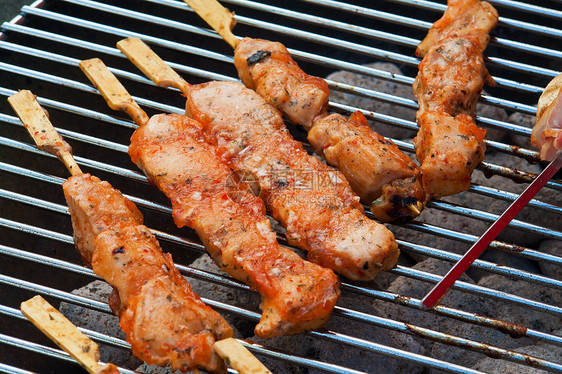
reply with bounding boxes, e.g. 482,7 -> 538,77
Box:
179,2 -> 427,223
21,295 -> 119,374
115,38 -> 399,281
412,0 -> 497,199
9,89 -> 234,373
79,57 -> 340,338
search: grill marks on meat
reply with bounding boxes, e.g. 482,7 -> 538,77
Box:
128,113 -> 340,337
63,173 -> 232,373
413,0 -> 498,198
185,81 -> 399,281
234,37 -> 426,223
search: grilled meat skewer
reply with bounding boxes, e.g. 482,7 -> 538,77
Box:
412,0 -> 498,198
183,0 -> 426,223
117,37 -> 399,281
79,58 -> 340,338
8,90 -> 233,373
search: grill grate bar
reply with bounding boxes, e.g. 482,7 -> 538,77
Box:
386,0 -> 562,22
0,305 -> 130,350
215,0 -> 562,60
18,6 -> 232,64
326,78 -> 538,118
0,362 -> 36,374
298,0 -> 562,39
391,266 -> 562,316
469,183 -> 562,214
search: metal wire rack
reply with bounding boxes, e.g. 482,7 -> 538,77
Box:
0,0 -> 561,373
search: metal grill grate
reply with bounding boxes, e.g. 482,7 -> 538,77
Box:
0,0 -> 561,373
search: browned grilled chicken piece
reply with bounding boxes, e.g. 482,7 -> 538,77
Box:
235,37 -> 330,129
412,0 -> 498,198
128,113 -> 340,337
184,80 -> 399,281
234,36 -> 426,222
63,173 -> 233,373
415,0 -> 498,59
309,111 -> 426,222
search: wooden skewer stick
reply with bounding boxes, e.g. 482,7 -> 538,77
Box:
408,202 -> 422,216
117,37 -> 191,95
184,0 -> 239,49
8,90 -> 82,176
79,58 -> 150,126
21,295 -> 119,374
78,57 -> 273,374
116,38 -> 191,97
214,338 -> 272,374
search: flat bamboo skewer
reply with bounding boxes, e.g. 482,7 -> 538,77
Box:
9,92 -> 116,371
116,37 -> 191,97
79,57 -> 272,374
185,0 -> 239,48
8,90 -> 82,176
21,295 -> 119,374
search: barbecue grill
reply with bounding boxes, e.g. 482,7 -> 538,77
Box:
1,0 -> 561,373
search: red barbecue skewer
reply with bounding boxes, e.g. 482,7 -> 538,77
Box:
422,154 -> 562,308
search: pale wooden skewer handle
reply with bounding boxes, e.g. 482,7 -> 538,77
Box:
79,58 -> 150,126
117,37 -> 191,95
8,90 -> 82,176
184,0 -> 239,49
214,338 -> 273,374
21,295 -> 119,374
